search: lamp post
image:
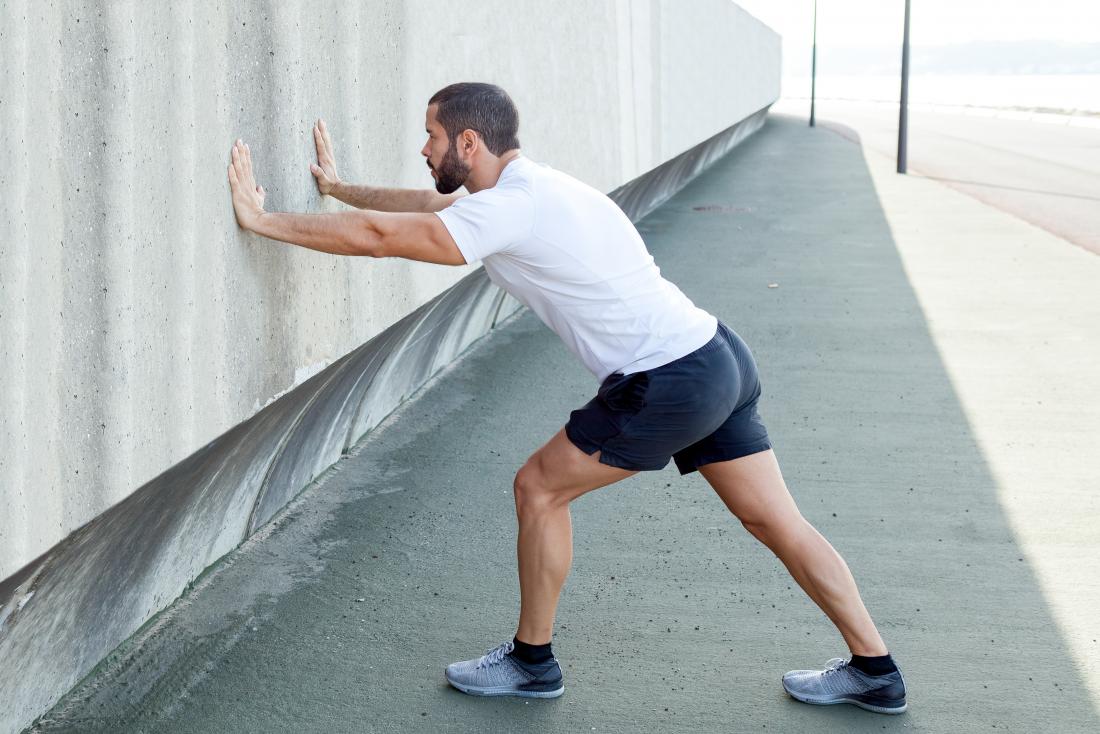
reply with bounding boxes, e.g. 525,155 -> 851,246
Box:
810,0 -> 818,127
897,0 -> 911,173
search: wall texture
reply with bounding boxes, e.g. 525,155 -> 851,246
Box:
0,2 -> 777,730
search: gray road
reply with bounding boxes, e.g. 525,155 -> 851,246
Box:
29,114 -> 1100,733
798,100 -> 1100,255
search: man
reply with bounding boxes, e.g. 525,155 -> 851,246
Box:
227,82 -> 908,714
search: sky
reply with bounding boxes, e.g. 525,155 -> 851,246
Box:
735,0 -> 1100,74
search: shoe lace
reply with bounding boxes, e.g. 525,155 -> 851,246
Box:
822,657 -> 849,675
476,641 -> 515,669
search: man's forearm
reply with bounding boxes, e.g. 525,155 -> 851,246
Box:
249,210 -> 377,257
330,181 -> 457,213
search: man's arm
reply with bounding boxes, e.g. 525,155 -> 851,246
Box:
230,137 -> 466,264
310,118 -> 461,213
248,210 -> 467,265
328,182 -> 462,213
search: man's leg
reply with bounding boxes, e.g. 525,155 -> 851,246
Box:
512,427 -> 637,644
698,449 -> 887,655
444,427 -> 636,697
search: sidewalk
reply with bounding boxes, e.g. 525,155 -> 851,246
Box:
31,113 -> 1100,733
771,97 -> 1100,256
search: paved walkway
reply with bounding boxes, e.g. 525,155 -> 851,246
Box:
32,114 -> 1100,733
773,98 -> 1100,255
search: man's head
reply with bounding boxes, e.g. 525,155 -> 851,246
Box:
422,82 -> 520,194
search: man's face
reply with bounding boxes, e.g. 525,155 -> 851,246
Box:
421,104 -> 470,195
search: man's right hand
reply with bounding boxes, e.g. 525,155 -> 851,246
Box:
310,118 -> 341,196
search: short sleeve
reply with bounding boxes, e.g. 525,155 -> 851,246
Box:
434,186 -> 535,264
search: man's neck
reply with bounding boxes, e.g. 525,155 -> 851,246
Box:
464,150 -> 522,194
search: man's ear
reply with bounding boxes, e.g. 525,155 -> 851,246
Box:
460,128 -> 478,156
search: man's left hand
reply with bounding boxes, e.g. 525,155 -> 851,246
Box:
228,138 -> 266,231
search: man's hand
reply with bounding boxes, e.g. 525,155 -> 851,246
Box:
310,118 -> 341,196
227,138 -> 266,231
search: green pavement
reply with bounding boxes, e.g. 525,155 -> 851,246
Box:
32,114 -> 1100,733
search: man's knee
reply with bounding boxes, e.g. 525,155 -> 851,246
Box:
513,460 -> 563,519
741,513 -> 810,553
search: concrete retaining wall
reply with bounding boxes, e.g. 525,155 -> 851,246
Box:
0,2 -> 778,730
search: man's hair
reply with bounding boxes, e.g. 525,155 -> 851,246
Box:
428,82 -> 520,156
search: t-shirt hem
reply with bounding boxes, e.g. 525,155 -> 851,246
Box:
612,315 -> 719,377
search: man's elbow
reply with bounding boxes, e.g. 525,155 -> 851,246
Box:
358,236 -> 385,258
352,213 -> 386,257
359,231 -> 413,261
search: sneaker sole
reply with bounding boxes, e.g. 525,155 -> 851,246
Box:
783,687 -> 907,715
446,678 -> 565,699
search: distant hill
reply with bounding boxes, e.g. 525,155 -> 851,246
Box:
792,41 -> 1100,75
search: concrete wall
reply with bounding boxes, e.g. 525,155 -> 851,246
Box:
0,0 -> 778,583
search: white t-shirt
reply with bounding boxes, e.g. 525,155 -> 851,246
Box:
435,155 -> 718,383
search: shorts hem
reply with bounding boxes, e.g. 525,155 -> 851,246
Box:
564,423 -> 601,456
597,450 -> 669,472
565,424 -> 669,472
675,440 -> 773,475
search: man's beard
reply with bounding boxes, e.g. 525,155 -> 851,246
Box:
429,144 -> 470,194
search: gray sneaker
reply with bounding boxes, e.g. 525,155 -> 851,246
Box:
445,641 -> 565,698
782,657 -> 907,714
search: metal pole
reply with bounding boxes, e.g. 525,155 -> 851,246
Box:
897,0 -> 911,173
810,0 -> 818,127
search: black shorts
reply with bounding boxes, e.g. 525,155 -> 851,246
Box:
565,320 -> 771,474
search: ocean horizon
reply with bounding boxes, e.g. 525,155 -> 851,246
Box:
781,74 -> 1100,115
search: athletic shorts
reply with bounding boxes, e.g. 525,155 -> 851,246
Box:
565,320 -> 771,474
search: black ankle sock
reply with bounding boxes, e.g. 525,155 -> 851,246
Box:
510,636 -> 554,665
849,653 -> 897,677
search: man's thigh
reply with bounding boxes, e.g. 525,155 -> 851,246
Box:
519,427 -> 638,503
697,449 -> 801,532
